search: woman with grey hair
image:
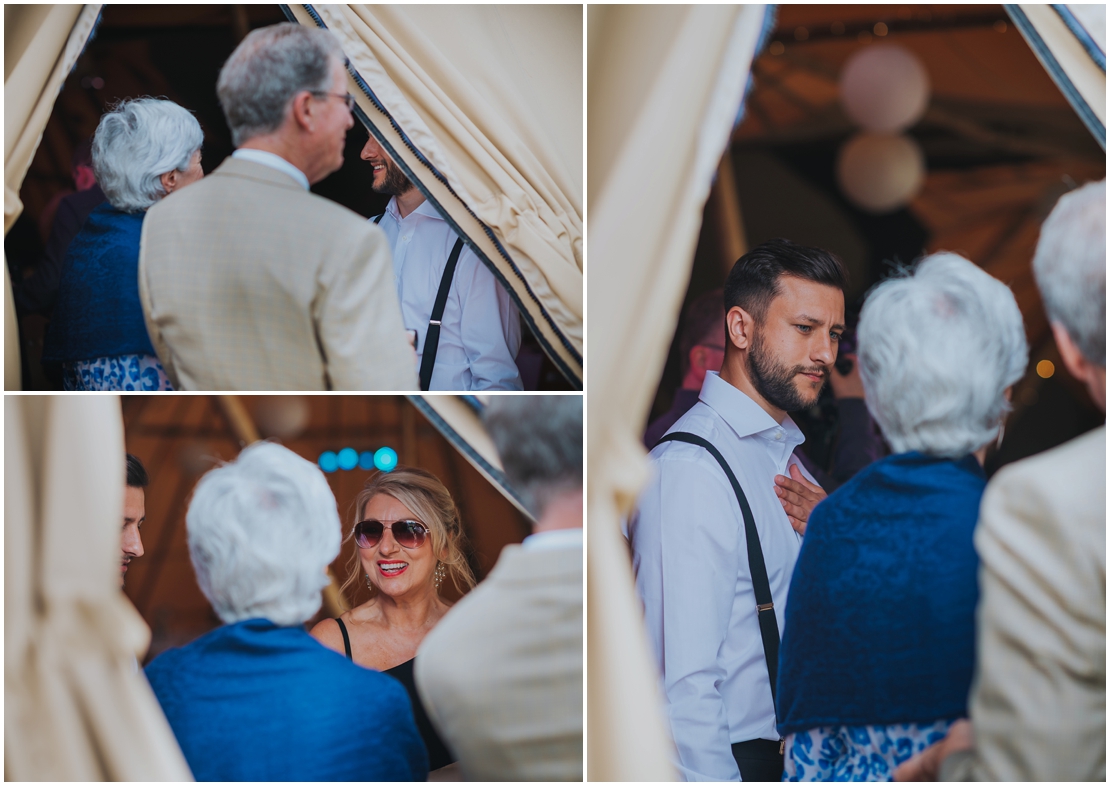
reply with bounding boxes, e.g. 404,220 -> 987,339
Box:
42,97 -> 204,389
774,252 -> 1028,781
144,442 -> 427,781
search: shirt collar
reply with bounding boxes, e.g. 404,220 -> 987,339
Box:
698,371 -> 806,446
385,194 -> 444,222
521,527 -> 583,552
231,149 -> 309,190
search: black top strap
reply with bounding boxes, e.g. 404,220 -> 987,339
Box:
655,431 -> 782,713
371,213 -> 384,225
334,617 -> 353,660
417,237 -> 464,391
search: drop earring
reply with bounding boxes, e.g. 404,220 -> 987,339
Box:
366,573 -> 373,591
433,562 -> 446,592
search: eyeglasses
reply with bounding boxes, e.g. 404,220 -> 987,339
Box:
354,519 -> 430,549
311,91 -> 356,112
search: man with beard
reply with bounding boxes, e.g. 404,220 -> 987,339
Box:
360,137 -> 522,390
121,454 -> 148,587
626,239 -> 847,781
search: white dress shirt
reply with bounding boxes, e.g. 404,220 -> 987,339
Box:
231,149 -> 309,190
627,371 -> 815,782
375,198 -> 522,390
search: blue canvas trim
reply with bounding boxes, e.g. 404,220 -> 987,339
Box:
1052,4 -> 1106,72
458,395 -> 484,415
407,396 -> 531,516
283,5 -> 582,389
1005,4 -> 1105,149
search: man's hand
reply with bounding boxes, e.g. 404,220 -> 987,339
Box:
893,719 -> 974,781
829,353 -> 865,400
774,464 -> 827,536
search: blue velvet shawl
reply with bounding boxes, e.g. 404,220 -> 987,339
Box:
145,618 -> 429,781
42,202 -> 155,363
776,451 -> 986,735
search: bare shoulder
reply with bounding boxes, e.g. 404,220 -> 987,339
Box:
309,616 -> 345,654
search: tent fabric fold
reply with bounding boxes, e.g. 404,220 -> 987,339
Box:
1005,4 -> 1106,148
286,4 -> 583,388
5,396 -> 193,781
4,4 -> 102,390
586,4 -> 771,780
407,394 -> 534,521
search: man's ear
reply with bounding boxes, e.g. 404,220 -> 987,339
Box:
289,90 -> 315,133
1052,321 -> 1094,383
726,305 -> 755,351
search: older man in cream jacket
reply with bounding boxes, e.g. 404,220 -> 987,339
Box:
416,397 -> 583,781
139,23 -> 416,391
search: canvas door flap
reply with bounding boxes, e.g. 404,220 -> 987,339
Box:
407,395 -> 533,521
285,4 -> 582,388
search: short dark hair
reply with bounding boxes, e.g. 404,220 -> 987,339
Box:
126,453 -> 149,488
724,239 -> 848,321
679,288 -> 725,376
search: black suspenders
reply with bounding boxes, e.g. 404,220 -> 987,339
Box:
373,212 -> 463,391
654,431 -> 783,714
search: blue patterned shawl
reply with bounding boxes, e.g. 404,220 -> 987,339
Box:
42,202 -> 155,363
776,451 -> 986,735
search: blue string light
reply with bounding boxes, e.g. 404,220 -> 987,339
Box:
320,447 -> 397,473
337,447 -> 358,471
318,451 -> 338,473
374,447 -> 398,472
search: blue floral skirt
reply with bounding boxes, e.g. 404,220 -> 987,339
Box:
63,354 -> 174,391
783,719 -> 954,781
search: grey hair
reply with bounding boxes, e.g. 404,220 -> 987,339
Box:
217,22 -> 344,146
858,253 -> 1029,458
482,396 -> 583,519
185,442 -> 341,626
91,97 -> 203,213
1032,180 -> 1105,366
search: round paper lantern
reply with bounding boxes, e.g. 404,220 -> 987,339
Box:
254,395 -> 310,438
836,132 -> 925,214
840,44 -> 930,132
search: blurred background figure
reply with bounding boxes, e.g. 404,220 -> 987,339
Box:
312,467 -> 475,776
14,139 -> 106,321
417,396 -> 583,781
896,181 -> 1106,783
644,288 -> 726,447
145,442 -> 427,782
120,453 -> 148,588
41,98 -> 203,390
777,252 -> 1028,780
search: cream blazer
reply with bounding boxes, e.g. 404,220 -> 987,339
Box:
943,425 -> 1105,781
415,543 -> 583,781
138,157 -> 417,390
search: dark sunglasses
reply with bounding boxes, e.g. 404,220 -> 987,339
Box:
354,519 -> 429,550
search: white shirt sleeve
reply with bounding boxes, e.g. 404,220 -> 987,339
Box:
453,246 -> 522,391
632,452 -> 744,782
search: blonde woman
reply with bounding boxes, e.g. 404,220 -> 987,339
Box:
311,467 -> 475,772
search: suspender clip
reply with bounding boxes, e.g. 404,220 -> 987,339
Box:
429,319 -> 442,326
756,602 -> 774,612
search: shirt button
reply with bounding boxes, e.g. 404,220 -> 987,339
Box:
774,431 -> 783,441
